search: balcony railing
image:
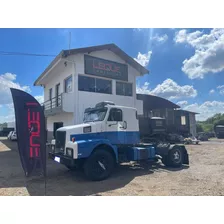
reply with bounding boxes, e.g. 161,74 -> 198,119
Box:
43,94 -> 62,111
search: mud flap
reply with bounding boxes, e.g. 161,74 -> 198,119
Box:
183,150 -> 189,165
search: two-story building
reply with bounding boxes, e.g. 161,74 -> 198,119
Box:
34,44 -> 149,139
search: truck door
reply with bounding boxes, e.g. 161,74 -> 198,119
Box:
106,108 -> 126,144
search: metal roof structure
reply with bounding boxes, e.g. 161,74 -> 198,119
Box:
175,109 -> 200,115
34,43 -> 149,86
136,94 -> 180,110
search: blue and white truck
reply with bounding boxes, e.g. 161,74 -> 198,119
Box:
49,101 -> 189,181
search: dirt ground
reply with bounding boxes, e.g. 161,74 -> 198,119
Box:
0,137 -> 224,196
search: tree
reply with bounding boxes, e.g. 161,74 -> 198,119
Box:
196,123 -> 203,133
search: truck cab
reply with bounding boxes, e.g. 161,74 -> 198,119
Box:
49,101 -> 189,181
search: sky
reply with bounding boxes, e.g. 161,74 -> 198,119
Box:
0,28 -> 224,122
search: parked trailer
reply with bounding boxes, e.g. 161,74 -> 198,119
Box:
214,125 -> 224,139
49,102 -> 189,181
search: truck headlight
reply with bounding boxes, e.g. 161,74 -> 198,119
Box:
66,148 -> 73,157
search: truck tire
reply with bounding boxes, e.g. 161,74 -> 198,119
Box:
162,147 -> 183,167
84,149 -> 115,181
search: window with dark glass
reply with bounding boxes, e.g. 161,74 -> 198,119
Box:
116,82 -> 133,96
155,120 -> 163,127
95,78 -> 112,94
64,76 -> 72,93
78,75 -> 95,92
55,83 -> 60,107
78,75 -> 112,94
49,88 -> 52,100
108,108 -> 122,122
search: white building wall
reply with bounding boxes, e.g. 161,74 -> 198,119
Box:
67,50 -> 142,124
47,113 -> 74,131
42,49 -> 144,133
43,63 -> 73,102
7,121 -> 16,129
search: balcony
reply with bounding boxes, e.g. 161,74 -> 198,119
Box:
43,94 -> 62,116
43,92 -> 75,116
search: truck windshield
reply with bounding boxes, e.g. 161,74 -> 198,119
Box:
83,108 -> 108,123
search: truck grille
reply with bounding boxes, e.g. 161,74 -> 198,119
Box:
55,131 -> 66,152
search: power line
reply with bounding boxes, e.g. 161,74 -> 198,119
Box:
0,51 -> 57,57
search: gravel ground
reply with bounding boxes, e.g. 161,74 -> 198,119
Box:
0,137 -> 224,196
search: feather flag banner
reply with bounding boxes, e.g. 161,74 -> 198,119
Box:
10,88 -> 46,177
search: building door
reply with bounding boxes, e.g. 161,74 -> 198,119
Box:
53,122 -> 63,139
106,108 -> 126,144
55,83 -> 60,107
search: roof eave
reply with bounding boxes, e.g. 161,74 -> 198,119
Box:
33,50 -> 64,86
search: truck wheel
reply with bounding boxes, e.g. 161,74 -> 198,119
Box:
162,147 -> 183,167
84,149 -> 115,181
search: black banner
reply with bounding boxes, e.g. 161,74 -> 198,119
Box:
10,88 -> 46,177
84,55 -> 128,81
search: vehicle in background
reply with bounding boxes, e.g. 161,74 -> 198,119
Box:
197,132 -> 209,141
214,125 -> 224,139
10,131 -> 17,141
184,136 -> 199,145
7,131 -> 13,140
207,132 -> 215,138
0,127 -> 15,137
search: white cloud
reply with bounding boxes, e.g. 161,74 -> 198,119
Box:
209,89 -> 215,94
176,101 -> 188,106
134,51 -> 152,67
150,79 -> 197,99
184,101 -> 224,121
0,73 -> 31,105
35,95 -> 44,104
174,28 -> 224,79
136,82 -> 151,94
151,34 -> 168,43
0,94 -> 44,123
136,79 -> 197,100
217,85 -> 224,95
0,114 -> 15,123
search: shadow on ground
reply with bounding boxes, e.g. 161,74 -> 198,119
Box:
0,138 -> 189,196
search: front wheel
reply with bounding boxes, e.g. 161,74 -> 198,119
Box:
162,147 -> 183,167
84,149 -> 115,181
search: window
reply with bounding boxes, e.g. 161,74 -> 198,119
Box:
55,83 -> 60,96
78,75 -> 112,94
49,88 -> 52,100
155,120 -> 163,127
78,75 -> 95,92
153,110 -> 161,117
95,78 -> 112,94
108,108 -> 122,122
181,116 -> 186,125
83,108 -> 108,123
116,82 -> 133,96
64,76 -> 72,93
55,83 -> 60,107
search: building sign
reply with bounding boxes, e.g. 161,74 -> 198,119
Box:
10,88 -> 46,178
84,55 -> 128,81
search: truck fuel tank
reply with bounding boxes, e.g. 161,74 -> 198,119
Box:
126,146 -> 156,161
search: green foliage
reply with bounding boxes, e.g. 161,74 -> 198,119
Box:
197,113 -> 224,132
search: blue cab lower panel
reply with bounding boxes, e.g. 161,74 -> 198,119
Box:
126,146 -> 156,161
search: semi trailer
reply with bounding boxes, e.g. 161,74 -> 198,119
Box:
49,101 -> 189,181
214,125 -> 224,139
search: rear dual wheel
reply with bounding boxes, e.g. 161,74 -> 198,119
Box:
162,147 -> 183,167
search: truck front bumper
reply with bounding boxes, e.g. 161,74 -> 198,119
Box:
48,152 -> 75,167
